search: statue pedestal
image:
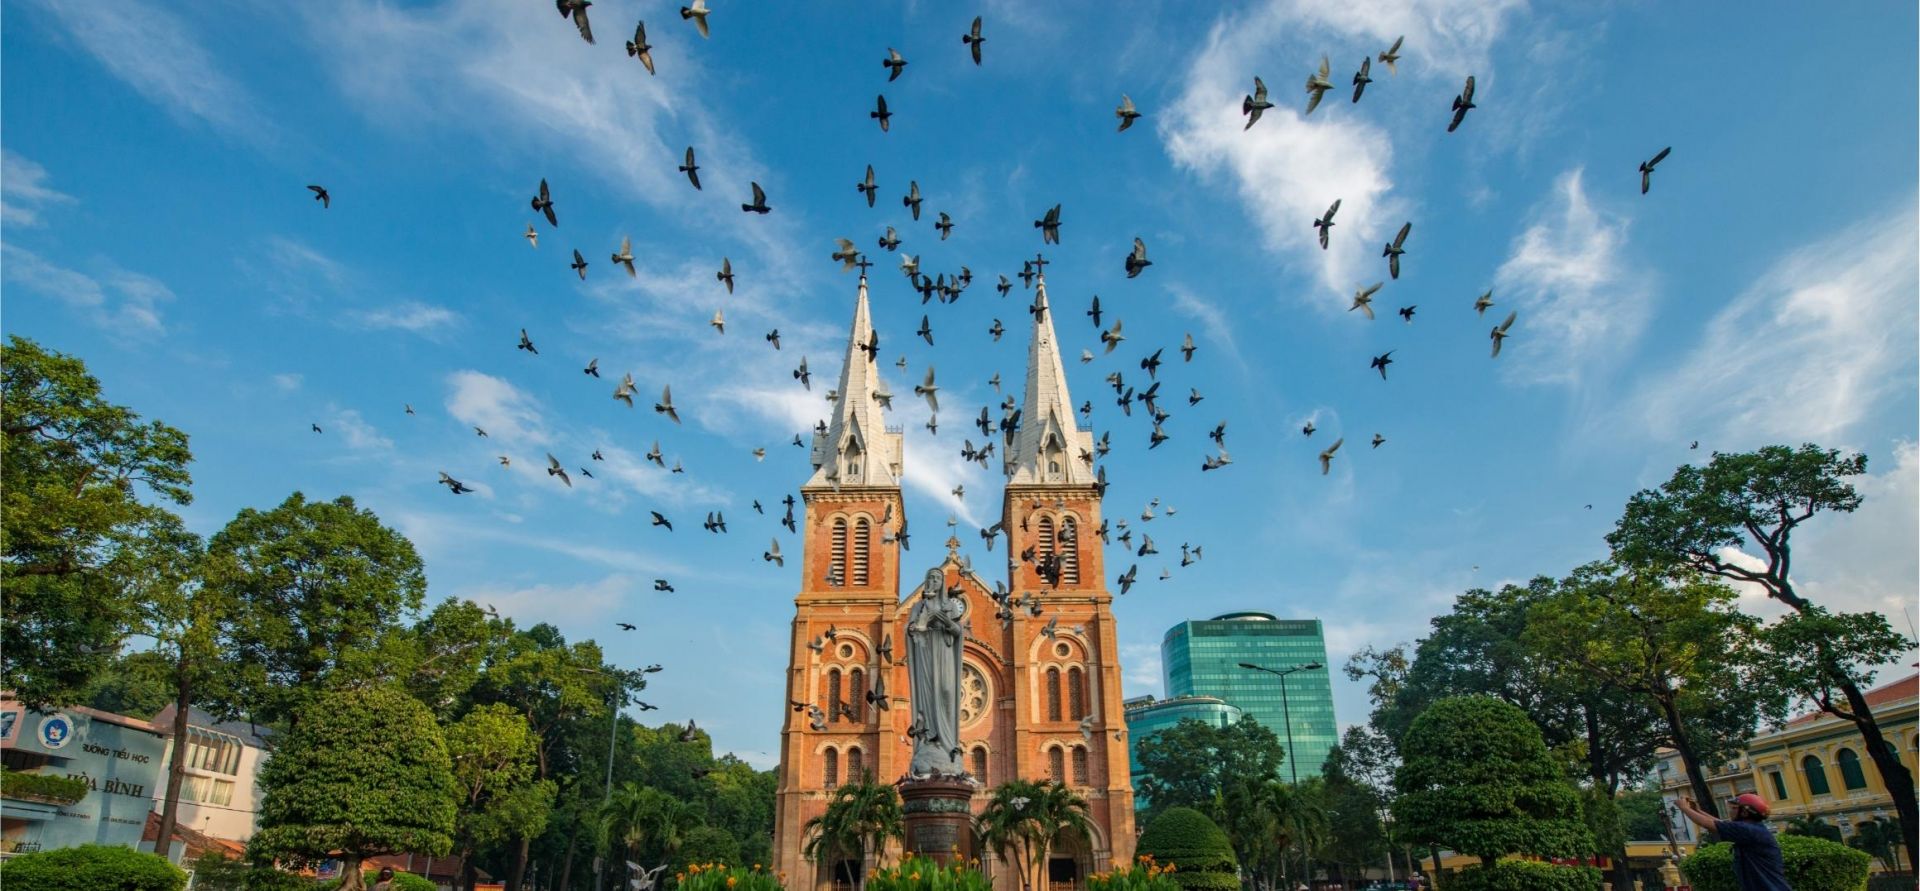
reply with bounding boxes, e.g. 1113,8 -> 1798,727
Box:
899,778 -> 978,865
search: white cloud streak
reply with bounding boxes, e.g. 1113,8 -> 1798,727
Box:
2,244 -> 171,337
1492,168 -> 1645,384
1,150 -> 76,227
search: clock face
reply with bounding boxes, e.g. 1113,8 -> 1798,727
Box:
959,662 -> 990,728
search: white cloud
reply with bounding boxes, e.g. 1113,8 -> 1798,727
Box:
1,150 -> 75,226
1167,284 -> 1244,370
1766,441 -> 1920,626
327,407 -> 394,453
1632,204 -> 1919,444
353,301 -> 462,335
23,0 -> 270,142
1492,168 -> 1645,383
271,373 -> 304,392
444,370 -> 552,448
460,573 -> 638,628
1121,642 -> 1164,697
1,244 -> 171,337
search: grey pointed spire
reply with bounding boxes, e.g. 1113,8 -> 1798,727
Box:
807,276 -> 902,488
1007,275 -> 1095,485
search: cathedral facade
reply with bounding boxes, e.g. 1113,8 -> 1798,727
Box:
770,275 -> 1135,891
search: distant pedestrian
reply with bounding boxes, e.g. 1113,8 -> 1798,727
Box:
370,866 -> 397,891
1674,794 -> 1791,890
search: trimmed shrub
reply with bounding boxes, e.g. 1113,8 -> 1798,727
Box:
1136,808 -> 1237,891
864,856 -> 992,891
1681,833 -> 1872,891
1444,860 -> 1602,891
0,768 -> 91,804
0,844 -> 188,891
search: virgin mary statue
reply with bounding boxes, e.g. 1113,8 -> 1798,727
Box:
906,567 -> 967,777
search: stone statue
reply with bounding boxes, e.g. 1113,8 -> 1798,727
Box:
906,567 -> 967,777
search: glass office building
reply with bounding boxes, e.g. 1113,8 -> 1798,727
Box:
1162,612 -> 1337,781
1121,694 -> 1242,809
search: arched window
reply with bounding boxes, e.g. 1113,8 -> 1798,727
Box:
1059,517 -> 1080,583
1037,515 -> 1056,560
823,748 -> 840,789
829,518 -> 848,585
1067,667 -> 1087,721
1802,755 -> 1832,796
1071,746 -> 1089,786
1836,748 -> 1868,790
847,747 -> 864,783
1047,747 -> 1065,784
852,518 -> 871,585
1045,667 -> 1063,722
826,668 -> 843,722
971,746 -> 988,783
849,668 -> 866,723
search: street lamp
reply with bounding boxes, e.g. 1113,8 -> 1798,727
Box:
1236,662 -> 1323,785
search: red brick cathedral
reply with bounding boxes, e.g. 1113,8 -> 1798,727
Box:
771,274 -> 1135,890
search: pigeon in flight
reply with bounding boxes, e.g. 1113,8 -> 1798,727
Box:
871,94 -> 892,132
654,386 -> 680,424
1399,305 -> 1416,323
766,329 -> 781,349
858,166 -> 877,207
311,423 -> 323,434
1447,75 -> 1476,132
650,511 -> 673,531
617,622 -> 637,631
1117,564 -> 1138,595
1181,333 -> 1196,362
679,0 -> 710,38
531,178 -> 558,226
1490,310 -> 1517,357
584,358 -> 600,377
626,21 -> 655,74
1243,76 -> 1273,129
525,224 -> 537,248
1115,94 -> 1141,131
1351,57 -> 1372,102
615,374 -> 637,408
557,0 -> 594,44
1383,222 -> 1411,279
307,185 -> 329,208
437,472 -> 473,495
710,309 -> 725,334
1349,282 -> 1382,319
518,328 -> 539,354
1304,56 -> 1333,114
884,47 -> 908,81
917,314 -> 934,346
1034,203 -> 1062,245
611,236 -> 635,277
1474,290 -> 1494,316
764,539 -> 784,566
989,319 -> 1004,341
794,357 -> 811,390
716,257 -> 734,293
1372,433 -> 1387,448
570,249 -> 589,280
546,454 -> 572,487
741,182 -> 771,214
1314,199 -> 1340,249
1087,295 -> 1103,328
915,367 -> 940,412
654,578 -> 675,592
1302,420 -> 1315,436
1379,35 -> 1404,74
1124,238 -> 1151,277
1319,438 -> 1344,475
679,146 -> 701,190
1371,351 -> 1394,380
1101,318 -> 1125,353
1639,146 -> 1672,195
903,181 -> 923,220
962,16 -> 985,65
935,212 -> 953,240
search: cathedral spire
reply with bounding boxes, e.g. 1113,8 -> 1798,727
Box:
1007,270 -> 1095,486
808,276 -> 902,489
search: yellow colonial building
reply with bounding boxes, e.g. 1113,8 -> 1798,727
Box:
1654,672 -> 1918,873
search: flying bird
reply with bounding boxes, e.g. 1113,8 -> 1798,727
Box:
741,182 -> 771,214
1117,564 -> 1138,595
1370,350 -> 1394,380
764,539 -> 783,566
311,423 -> 322,434
1302,420 -> 1315,436
1372,433 -> 1386,448
988,319 -> 1004,341
915,367 -> 940,412
615,374 -> 636,408
546,454 -> 572,487
307,185 -> 329,208
678,146 -> 701,189
917,314 -> 934,345
557,0 -> 594,44
1304,56 -> 1333,114
1124,238 -> 1151,277
1243,76 -> 1273,129
437,472 -> 473,494
1313,199 -> 1340,249
531,178 -> 558,226
1351,57 -> 1372,102
617,623 -> 636,631
570,249 -> 589,280
518,328 -> 538,354
1349,281 -> 1383,319
1447,75 -> 1476,132
1101,318 -> 1125,353
883,47 -> 908,81
1383,221 -> 1411,279
858,166 -> 877,207
1639,146 -> 1672,195
584,358 -> 600,377
831,238 -> 862,272
1115,94 -> 1141,131
654,385 -> 680,423
794,357 -> 811,390
766,329 -> 781,349
1034,203 -> 1062,244
1474,289 -> 1494,315
1379,35 -> 1404,74
903,181 -> 923,220
525,224 -> 537,248
878,226 -> 901,252
962,16 -> 984,65
611,236 -> 636,277
716,257 -> 734,293
650,511 -> 673,531
710,309 -> 725,334
1181,333 -> 1196,362
871,94 -> 892,132
625,21 -> 654,74
935,212 -> 953,240
1399,305 -> 1416,323
1490,310 -> 1517,357
1319,438 -> 1344,475
679,0 -> 710,38
654,578 -> 675,592
1088,295 -> 1103,328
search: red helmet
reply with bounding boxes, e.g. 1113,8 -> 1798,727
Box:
1731,793 -> 1771,818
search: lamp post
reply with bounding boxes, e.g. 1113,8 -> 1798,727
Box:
1239,661 -> 1324,887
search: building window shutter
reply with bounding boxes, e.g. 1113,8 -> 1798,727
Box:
824,748 -> 839,789
1059,517 -> 1080,583
1046,668 -> 1062,722
852,518 -> 871,585
1048,747 -> 1065,783
971,746 -> 987,783
1037,515 -> 1056,559
849,668 -> 866,723
1768,769 -> 1788,800
1071,746 -> 1089,786
827,668 -> 842,722
1836,748 -> 1868,790
1067,667 -> 1087,721
847,747 -> 864,783
1802,755 -> 1831,796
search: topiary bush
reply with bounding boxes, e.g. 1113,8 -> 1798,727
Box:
0,768 -> 91,804
1135,807 -> 1237,891
1444,860 -> 1602,891
0,844 -> 188,891
1681,833 -> 1872,891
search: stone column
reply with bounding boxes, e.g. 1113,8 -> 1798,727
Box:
900,778 -> 978,865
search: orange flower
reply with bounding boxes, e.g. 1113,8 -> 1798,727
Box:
727,877 -> 738,888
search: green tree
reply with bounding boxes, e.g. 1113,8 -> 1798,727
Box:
2,336 -> 193,706
207,492 -> 427,728
1134,807 -> 1238,891
1133,716 -> 1283,819
801,774 -> 903,891
603,783 -> 703,869
1615,788 -> 1670,842
251,685 -> 458,891
974,780 -> 1093,891
1261,779 -> 1329,888
83,650 -> 175,718
130,518 -> 229,861
447,704 -> 554,891
1523,564 -> 1762,818
1393,696 -> 1592,867
1608,443 -> 1918,851
1318,746 -> 1390,885
1845,817 -> 1905,873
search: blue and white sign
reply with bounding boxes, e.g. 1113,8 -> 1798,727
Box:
36,712 -> 75,750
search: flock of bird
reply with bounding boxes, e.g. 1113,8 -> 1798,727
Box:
296,8 -> 1680,631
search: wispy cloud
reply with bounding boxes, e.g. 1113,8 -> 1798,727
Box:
1493,168 -> 1646,384
1167,284 -> 1244,370
22,0 -> 271,142
1629,203 -> 1918,443
326,407 -> 394,453
445,370 -> 552,448
353,301 -> 462,336
2,244 -> 171,338
1,150 -> 76,227
271,373 -> 304,392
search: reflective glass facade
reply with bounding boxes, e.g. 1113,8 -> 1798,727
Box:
1161,612 -> 1337,781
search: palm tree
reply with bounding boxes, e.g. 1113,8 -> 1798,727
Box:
602,783 -> 701,865
976,780 -> 1094,891
803,773 -> 904,891
1848,818 -> 1906,873
1263,780 -> 1330,888
1782,814 -> 1843,844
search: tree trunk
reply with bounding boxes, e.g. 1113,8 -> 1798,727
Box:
508,835 -> 531,891
558,826 -> 579,891
341,853 -> 367,891
1833,675 -> 1920,858
153,670 -> 194,863
1653,692 -> 1720,820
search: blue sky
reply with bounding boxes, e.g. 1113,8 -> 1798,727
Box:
5,0 -> 1916,768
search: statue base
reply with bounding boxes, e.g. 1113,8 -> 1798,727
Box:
899,777 -> 978,865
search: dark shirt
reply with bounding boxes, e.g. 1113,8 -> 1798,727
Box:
1716,819 -> 1791,891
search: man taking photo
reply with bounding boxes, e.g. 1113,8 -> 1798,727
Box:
1672,793 -> 1791,890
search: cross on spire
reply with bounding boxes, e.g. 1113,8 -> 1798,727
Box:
853,254 -> 874,275
1031,253 -> 1050,277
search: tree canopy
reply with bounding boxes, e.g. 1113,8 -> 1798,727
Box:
1133,715 -> 1283,819
1393,695 -> 1592,864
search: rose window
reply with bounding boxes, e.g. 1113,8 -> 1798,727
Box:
959,663 -> 989,727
